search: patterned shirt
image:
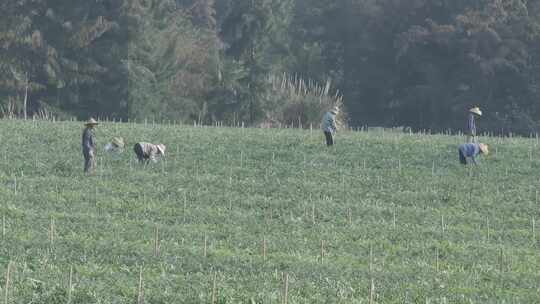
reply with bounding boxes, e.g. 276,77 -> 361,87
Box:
138,142 -> 162,162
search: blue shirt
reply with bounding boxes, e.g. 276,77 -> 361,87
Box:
459,143 -> 481,164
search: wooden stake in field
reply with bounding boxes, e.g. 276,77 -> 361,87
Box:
393,208 -> 396,229
67,265 -> 73,304
435,247 -> 439,273
311,203 -> 315,225
532,217 -> 536,245
4,261 -> 12,304
499,248 -> 504,273
368,278 -> 375,304
486,217 -> 490,242
183,193 -> 187,224
440,215 -> 445,235
320,240 -> 325,264
48,218 -> 55,248
369,244 -> 373,273
211,271 -> 218,304
204,233 -> 208,258
282,273 -> 289,304
137,266 -> 144,304
262,237 -> 267,261
153,225 -> 160,257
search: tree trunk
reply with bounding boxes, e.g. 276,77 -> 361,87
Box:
23,73 -> 28,120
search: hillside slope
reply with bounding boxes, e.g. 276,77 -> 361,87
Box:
0,120 -> 539,303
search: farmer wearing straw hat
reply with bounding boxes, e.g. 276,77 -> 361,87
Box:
458,143 -> 488,165
82,118 -> 99,173
133,142 -> 166,163
105,137 -> 125,154
467,107 -> 482,143
322,106 -> 339,146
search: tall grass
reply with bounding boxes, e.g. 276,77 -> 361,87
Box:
262,73 -> 346,129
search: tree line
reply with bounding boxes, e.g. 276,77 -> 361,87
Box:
1,0 -> 540,134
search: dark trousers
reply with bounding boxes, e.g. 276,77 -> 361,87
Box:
458,149 -> 467,165
324,131 -> 334,146
134,143 -> 149,162
83,150 -> 95,173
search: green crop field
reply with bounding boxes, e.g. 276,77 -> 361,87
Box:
0,119 -> 539,303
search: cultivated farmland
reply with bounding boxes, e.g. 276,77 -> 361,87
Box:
0,119 -> 539,303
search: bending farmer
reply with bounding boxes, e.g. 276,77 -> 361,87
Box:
105,137 -> 125,154
133,142 -> 166,163
458,143 -> 488,165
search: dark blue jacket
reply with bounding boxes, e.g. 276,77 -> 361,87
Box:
82,128 -> 96,153
467,113 -> 476,134
459,143 -> 481,164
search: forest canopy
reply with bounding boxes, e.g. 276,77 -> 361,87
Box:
1,0 -> 540,134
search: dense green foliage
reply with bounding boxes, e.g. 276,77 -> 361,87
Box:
0,119 -> 539,302
2,1 -> 540,132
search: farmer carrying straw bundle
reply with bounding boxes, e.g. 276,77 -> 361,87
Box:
133,142 -> 166,163
467,106 -> 482,143
458,142 -> 488,165
82,118 -> 99,174
322,106 -> 339,146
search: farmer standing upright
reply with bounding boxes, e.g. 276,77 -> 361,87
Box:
82,118 -> 98,173
322,106 -> 339,146
467,107 -> 482,143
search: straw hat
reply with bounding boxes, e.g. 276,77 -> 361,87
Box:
112,137 -> 124,148
156,144 -> 166,155
479,143 -> 489,155
330,106 -> 340,114
85,118 -> 99,126
469,107 -> 482,116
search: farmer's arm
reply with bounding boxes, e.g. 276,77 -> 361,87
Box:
331,115 -> 338,132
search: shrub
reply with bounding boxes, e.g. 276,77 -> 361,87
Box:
260,73 -> 346,129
